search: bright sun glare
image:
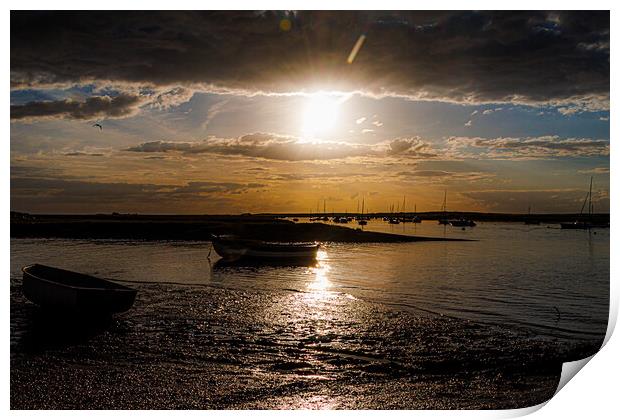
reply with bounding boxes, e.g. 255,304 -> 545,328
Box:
301,93 -> 344,138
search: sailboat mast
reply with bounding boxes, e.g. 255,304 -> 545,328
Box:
589,176 -> 593,218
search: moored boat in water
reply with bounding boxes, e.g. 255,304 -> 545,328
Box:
560,177 -> 608,230
560,221 -> 591,230
524,205 -> 540,225
437,190 -> 449,225
22,264 -> 137,313
211,235 -> 320,262
450,219 -> 476,227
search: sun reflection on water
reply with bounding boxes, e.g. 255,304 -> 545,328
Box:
308,249 -> 331,293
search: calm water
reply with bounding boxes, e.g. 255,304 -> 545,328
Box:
10,221 -> 609,342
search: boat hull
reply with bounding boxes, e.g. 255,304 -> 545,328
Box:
22,264 -> 137,314
211,237 -> 320,262
450,220 -> 476,227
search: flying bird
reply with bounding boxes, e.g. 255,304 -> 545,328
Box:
93,123 -> 103,131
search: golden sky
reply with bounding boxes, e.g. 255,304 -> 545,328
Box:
10,11 -> 610,214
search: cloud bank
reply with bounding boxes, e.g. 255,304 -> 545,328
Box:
124,133 -> 609,162
126,133 -> 437,161
11,10 -> 610,120
448,136 -> 609,158
10,94 -> 144,121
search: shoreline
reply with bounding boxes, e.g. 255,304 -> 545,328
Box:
9,278 -> 602,409
11,217 -> 471,243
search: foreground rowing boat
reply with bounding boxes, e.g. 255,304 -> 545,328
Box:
211,235 -> 320,262
22,264 -> 137,313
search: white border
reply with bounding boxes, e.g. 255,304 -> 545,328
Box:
4,1 -> 616,418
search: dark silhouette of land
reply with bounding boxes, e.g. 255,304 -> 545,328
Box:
11,211 -> 608,242
11,212 -> 474,242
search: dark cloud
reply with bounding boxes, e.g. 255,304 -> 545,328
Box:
578,167 -> 609,174
448,136 -> 609,158
387,138 -> 436,157
11,176 -> 266,212
64,152 -> 105,157
10,94 -> 144,121
125,133 -> 436,161
11,11 -> 609,109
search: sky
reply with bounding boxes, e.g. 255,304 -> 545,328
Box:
10,11 -> 610,214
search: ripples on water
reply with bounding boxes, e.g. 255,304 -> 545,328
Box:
10,220 -> 608,342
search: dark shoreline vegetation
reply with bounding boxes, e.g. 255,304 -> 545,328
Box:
10,211 -> 609,242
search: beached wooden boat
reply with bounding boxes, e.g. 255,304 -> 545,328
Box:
22,264 -> 137,313
211,235 -> 320,262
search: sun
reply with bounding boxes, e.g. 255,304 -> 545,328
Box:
301,92 -> 345,138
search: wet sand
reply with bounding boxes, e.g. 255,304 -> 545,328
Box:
10,278 -> 600,409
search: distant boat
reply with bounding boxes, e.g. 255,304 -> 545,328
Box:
22,264 -> 137,314
357,198 -> 368,225
211,235 -> 319,262
411,204 -> 421,223
524,205 -> 540,225
388,218 -> 400,224
560,221 -> 591,230
438,190 -> 450,225
450,219 -> 476,227
560,177 -> 608,230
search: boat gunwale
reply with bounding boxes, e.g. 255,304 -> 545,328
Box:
21,264 -> 136,293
